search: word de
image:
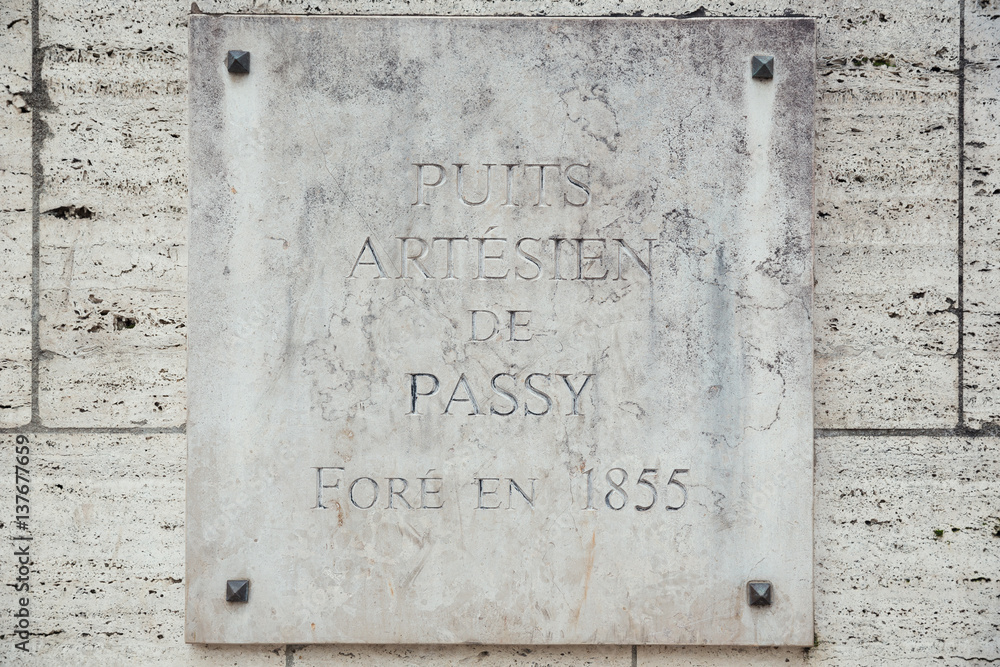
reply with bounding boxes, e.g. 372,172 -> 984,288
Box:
469,309 -> 533,342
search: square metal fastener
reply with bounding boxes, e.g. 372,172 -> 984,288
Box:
747,580 -> 772,606
226,50 -> 250,74
751,55 -> 774,80
225,579 -> 250,603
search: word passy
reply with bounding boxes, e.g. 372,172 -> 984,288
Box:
406,372 -> 594,416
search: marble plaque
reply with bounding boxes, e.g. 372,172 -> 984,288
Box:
187,15 -> 815,645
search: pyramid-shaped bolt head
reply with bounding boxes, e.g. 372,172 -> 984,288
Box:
226,579 -> 250,603
226,50 -> 250,75
747,580 -> 772,606
751,55 -> 774,80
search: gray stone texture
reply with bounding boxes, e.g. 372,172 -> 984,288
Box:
964,0 -> 1000,429
38,0 -> 188,426
0,434 -> 282,665
0,0 -> 32,426
2,0 -> 997,663
186,15 -> 814,646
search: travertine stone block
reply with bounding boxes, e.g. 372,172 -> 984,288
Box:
37,37 -> 187,426
0,0 -> 33,426
811,435 -> 1000,664
41,0 -> 189,52
0,433 -> 283,666
0,0 -> 30,87
814,69 -> 958,428
640,646 -> 809,665
963,0 -> 1000,429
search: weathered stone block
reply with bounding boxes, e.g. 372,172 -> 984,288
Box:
640,435 -> 1000,665
0,0 -> 33,426
38,288 -> 185,426
292,645 -> 632,666
814,69 -> 958,428
962,0 -> 1000,429
194,0 -> 960,72
187,14 -> 815,646
37,45 -> 187,426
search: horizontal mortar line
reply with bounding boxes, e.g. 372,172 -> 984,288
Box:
0,425 -> 186,435
0,426 -> 987,437
815,427 -> 978,438
194,11 -> 813,19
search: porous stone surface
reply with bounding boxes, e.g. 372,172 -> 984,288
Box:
813,67 -> 959,428
187,15 -> 814,646
652,434 -> 1000,665
37,0 -> 188,426
0,0 -> 33,426
805,0 -> 959,429
290,645 -> 634,665
963,0 -> 1000,429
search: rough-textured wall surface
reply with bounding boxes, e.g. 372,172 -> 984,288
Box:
0,0 -> 32,426
1,0 -> 997,664
38,0 -> 187,426
965,0 -> 1000,428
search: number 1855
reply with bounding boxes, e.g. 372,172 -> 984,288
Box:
583,467 -> 689,511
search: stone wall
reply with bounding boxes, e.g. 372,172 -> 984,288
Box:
1,0 -> 997,664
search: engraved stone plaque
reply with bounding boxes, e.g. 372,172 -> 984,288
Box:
187,16 -> 815,645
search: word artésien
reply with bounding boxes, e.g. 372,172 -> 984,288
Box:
348,236 -> 654,281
